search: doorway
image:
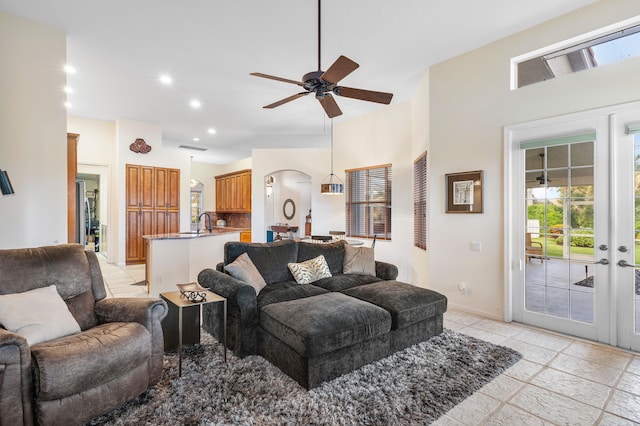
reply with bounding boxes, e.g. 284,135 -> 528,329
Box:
78,164 -> 110,261
506,103 -> 640,351
264,170 -> 312,240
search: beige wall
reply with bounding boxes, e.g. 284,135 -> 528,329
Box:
428,0 -> 640,319
410,70 -> 431,287
0,13 -> 67,248
335,102 -> 414,281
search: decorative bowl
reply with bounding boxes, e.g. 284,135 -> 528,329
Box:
176,282 -> 208,302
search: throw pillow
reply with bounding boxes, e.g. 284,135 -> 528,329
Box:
288,255 -> 332,284
0,285 -> 81,346
343,244 -> 376,276
224,252 -> 267,294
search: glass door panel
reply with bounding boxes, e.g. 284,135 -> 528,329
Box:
523,142 -> 596,324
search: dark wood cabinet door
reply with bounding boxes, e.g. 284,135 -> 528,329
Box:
167,168 -> 180,210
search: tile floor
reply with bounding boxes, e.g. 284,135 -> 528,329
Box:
98,255 -> 640,425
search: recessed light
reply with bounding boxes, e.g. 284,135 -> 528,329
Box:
190,99 -> 201,109
64,86 -> 74,93
193,137 -> 200,142
64,102 -> 72,108
64,64 -> 76,74
208,128 -> 216,135
159,74 -> 172,85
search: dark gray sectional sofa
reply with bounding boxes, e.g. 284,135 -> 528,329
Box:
199,239 -> 447,389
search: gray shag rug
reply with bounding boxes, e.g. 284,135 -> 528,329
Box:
87,329 -> 521,425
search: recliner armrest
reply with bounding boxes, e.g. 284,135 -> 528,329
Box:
375,260 -> 398,280
95,298 -> 168,332
0,328 -> 34,426
94,298 -> 168,384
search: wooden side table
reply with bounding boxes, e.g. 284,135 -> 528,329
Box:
160,290 -> 227,376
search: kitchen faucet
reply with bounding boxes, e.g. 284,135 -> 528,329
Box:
198,212 -> 213,234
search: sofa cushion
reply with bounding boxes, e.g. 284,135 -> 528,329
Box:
257,281 -> 330,310
343,280 -> 448,329
224,240 -> 298,285
260,292 -> 391,357
0,285 -> 81,345
224,252 -> 267,294
343,245 -> 376,276
288,255 -> 332,284
312,274 -> 381,292
31,322 -> 151,401
297,241 -> 346,275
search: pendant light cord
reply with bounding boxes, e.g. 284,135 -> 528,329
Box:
330,118 -> 334,177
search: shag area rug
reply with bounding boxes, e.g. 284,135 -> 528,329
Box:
87,329 -> 521,425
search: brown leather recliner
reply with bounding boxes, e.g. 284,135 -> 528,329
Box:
0,244 -> 168,425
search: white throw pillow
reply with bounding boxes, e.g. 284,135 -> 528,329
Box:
0,285 -> 81,345
288,255 -> 332,284
343,245 -> 376,276
224,252 -> 267,294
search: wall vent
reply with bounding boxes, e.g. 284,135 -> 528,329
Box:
178,145 -> 208,151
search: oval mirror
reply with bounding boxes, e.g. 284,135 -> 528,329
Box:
283,199 -> 296,220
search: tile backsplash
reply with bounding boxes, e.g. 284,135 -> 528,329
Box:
206,211 -> 251,229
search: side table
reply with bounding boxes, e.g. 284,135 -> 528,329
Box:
160,290 -> 227,376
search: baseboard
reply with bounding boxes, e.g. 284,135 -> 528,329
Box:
446,302 -> 505,322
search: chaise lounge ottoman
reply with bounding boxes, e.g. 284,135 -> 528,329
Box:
259,292 -> 392,388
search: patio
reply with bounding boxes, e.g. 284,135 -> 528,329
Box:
524,257 -> 640,333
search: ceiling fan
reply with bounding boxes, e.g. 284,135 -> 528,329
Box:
528,153 -> 550,185
250,0 -> 393,118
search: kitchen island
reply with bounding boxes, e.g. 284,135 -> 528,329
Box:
143,227 -> 240,297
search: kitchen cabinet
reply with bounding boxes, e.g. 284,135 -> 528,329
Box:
126,164 -> 180,264
215,169 -> 251,213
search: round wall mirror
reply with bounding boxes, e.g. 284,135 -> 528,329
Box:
283,199 -> 296,220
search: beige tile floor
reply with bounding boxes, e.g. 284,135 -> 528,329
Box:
98,255 -> 640,425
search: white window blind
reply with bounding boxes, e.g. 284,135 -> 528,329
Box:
345,164 -> 392,240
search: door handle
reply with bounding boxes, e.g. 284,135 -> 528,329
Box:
592,259 -> 610,265
617,260 -> 638,268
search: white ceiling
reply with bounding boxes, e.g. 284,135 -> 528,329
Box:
0,0 -> 598,164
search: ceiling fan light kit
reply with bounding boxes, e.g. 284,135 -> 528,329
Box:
251,0 -> 393,119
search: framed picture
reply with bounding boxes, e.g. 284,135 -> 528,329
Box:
446,171 -> 483,213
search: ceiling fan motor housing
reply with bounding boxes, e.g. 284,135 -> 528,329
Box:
303,71 -> 335,99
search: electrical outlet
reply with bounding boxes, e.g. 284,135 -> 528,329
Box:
470,241 -> 481,251
458,282 -> 468,295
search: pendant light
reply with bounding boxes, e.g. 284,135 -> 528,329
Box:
321,119 -> 344,195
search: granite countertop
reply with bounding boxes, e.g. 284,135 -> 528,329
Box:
143,227 -> 243,240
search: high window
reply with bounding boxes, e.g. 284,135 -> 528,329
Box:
513,21 -> 640,89
414,152 -> 427,250
345,164 -> 392,240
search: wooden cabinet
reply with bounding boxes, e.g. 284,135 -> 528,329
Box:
215,169 -> 251,213
126,164 -> 180,264
240,230 -> 252,242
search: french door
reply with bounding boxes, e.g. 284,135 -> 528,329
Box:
507,104 -> 640,352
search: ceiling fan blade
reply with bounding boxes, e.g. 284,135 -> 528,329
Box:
250,72 -> 304,86
263,92 -> 309,109
320,55 -> 359,84
318,95 -> 343,118
334,86 -> 394,104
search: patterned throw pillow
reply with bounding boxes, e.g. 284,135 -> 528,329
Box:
288,255 -> 332,284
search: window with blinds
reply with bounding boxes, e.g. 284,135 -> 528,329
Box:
345,164 -> 392,240
414,152 -> 427,250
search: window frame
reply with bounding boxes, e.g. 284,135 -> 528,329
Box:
345,163 -> 392,241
